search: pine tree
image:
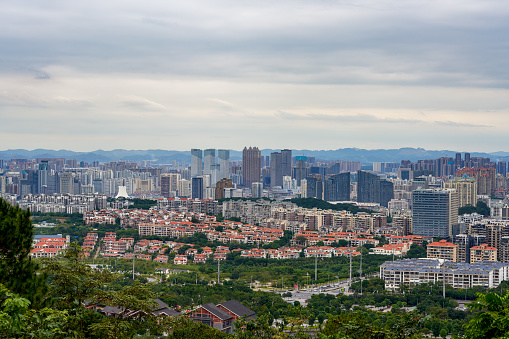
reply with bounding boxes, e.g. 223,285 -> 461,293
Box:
0,198 -> 47,308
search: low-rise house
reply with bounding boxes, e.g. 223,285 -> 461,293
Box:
174,255 -> 188,265
190,303 -> 233,333
154,255 -> 168,263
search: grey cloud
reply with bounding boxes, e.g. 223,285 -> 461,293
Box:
1,0 -> 509,87
120,97 -> 167,112
276,111 -> 493,128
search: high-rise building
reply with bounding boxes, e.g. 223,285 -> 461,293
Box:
210,164 -> 221,187
191,149 -> 203,178
300,179 -> 307,198
215,178 -> 233,200
217,149 -> 230,181
203,149 -> 216,176
242,147 -> 261,187
251,182 -> 263,198
270,152 -> 282,187
191,177 -> 204,199
38,160 -> 49,194
323,173 -> 350,202
306,176 -> 323,199
161,173 -> 181,198
59,172 -> 74,194
455,167 -> 496,196
412,188 -> 459,238
356,171 -> 393,207
294,156 -> 307,185
444,176 -> 477,208
498,161 -> 507,177
281,149 -> 292,177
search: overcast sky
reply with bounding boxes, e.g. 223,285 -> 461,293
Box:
1,0 -> 509,152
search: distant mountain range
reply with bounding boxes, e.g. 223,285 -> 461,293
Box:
1,148 -> 509,164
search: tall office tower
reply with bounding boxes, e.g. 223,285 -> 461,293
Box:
217,149 -> 230,180
444,176 -> 477,208
412,188 -> 459,238
293,156 -> 307,185
178,179 -> 190,197
281,149 -> 292,177
210,164 -> 221,187
498,161 -> 507,177
465,153 -> 471,165
215,178 -> 233,199
191,177 -> 204,199
203,149 -> 216,176
252,182 -> 263,198
455,153 -> 462,168
265,156 -> 270,168
306,176 -> 323,199
37,160 -> 49,194
270,152 -> 282,187
324,173 -> 350,202
161,173 -> 181,198
379,180 -> 394,208
357,170 -> 394,207
59,172 -> 74,194
191,149 -> 203,178
242,147 -> 261,187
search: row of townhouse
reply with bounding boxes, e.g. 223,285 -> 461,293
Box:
82,232 -> 98,252
271,206 -> 388,232
84,208 -> 216,229
304,246 -> 361,258
30,236 -> 70,258
241,247 -> 301,259
157,197 -> 219,215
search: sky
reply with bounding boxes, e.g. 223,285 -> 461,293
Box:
1,0 -> 509,152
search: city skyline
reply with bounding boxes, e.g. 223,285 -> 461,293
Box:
2,1 -> 509,151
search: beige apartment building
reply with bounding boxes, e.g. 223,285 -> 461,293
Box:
444,176 -> 477,208
470,244 -> 497,263
427,239 -> 459,262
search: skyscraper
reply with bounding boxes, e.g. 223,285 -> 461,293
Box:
306,176 -> 323,199
412,188 -> 459,238
161,173 -> 181,198
498,161 -> 507,177
357,170 -> 394,207
191,149 -> 203,178
242,147 -> 261,187
270,152 -> 282,187
191,177 -> 204,199
281,149 -> 292,177
294,156 -> 307,186
444,176 -> 477,208
203,149 -> 216,176
217,149 -> 230,181
324,173 -> 350,202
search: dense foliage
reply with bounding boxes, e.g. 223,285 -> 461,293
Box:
458,201 -> 490,216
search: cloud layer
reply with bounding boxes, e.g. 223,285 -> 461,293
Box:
1,0 -> 509,151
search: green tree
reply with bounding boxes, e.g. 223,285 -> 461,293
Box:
42,242 -> 113,337
0,198 -> 48,308
89,283 -> 160,339
0,283 -> 68,339
464,291 -> 509,339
